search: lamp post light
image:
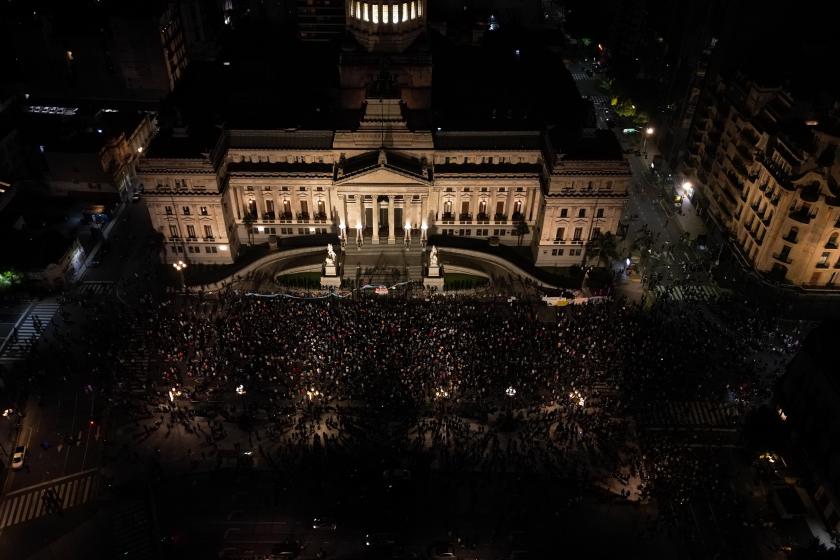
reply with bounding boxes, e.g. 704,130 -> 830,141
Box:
641,126 -> 654,159
173,260 -> 187,291
420,223 -> 428,248
339,223 -> 347,249
356,222 -> 363,247
404,222 -> 411,247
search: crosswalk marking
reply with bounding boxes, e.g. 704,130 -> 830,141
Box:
0,470 -> 98,529
639,400 -> 740,429
0,299 -> 61,362
653,284 -> 722,303
572,72 -> 589,81
78,281 -> 115,296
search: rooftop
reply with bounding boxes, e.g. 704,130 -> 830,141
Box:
551,129 -> 625,162
144,128 -> 222,160
434,131 -> 542,150
22,108 -> 149,154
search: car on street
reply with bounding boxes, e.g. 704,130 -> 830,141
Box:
11,445 -> 25,470
429,543 -> 456,559
312,517 -> 337,530
131,192 -> 142,202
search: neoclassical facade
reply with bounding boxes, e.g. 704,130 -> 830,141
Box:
139,101 -> 629,267
138,0 -> 630,269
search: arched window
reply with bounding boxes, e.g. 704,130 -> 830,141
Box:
372,3 -> 379,23
247,199 -> 257,218
443,200 -> 452,214
410,1 -> 415,19
392,4 -> 399,23
478,200 -> 487,215
356,2 -> 361,18
513,200 -> 523,216
362,2 -> 369,21
417,0 -> 422,16
828,232 -> 839,248
317,200 -> 326,217
283,199 -> 291,216
382,3 -> 388,23
402,2 -> 408,21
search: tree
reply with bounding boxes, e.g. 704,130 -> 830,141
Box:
242,213 -> 255,245
587,232 -> 619,268
513,219 -> 530,246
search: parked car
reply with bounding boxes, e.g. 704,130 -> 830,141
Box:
312,517 -> 337,530
11,445 -> 25,470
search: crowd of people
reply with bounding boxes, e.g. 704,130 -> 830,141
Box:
100,287 -> 799,504
5,267 -> 806,538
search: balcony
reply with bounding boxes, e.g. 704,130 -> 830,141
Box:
826,241 -> 838,249
782,233 -> 798,244
477,213 -> 490,223
263,211 -> 276,221
279,212 -> 293,222
296,212 -> 310,221
773,253 -> 793,264
312,212 -> 328,224
816,262 -> 830,269
459,213 -> 473,223
169,235 -> 181,241
494,213 -> 508,223
441,212 -> 454,222
511,212 -> 524,222
789,208 -> 814,224
203,236 -> 215,241
736,143 -> 754,163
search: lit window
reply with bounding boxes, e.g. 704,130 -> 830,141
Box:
383,3 -> 388,22
410,1 -> 415,19
363,3 -> 368,21
372,4 -> 378,23
356,1 -> 361,18
417,0 -> 422,16
402,2 -> 408,21
392,4 -> 398,22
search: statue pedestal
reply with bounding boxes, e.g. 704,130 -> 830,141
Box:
424,265 -> 444,291
321,274 -> 341,289
321,264 -> 341,289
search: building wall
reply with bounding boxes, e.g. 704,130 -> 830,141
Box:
140,128 -> 630,266
534,161 -> 630,267
682,76 -> 840,290
139,159 -> 237,264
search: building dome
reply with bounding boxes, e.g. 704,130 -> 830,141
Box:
346,0 -> 426,52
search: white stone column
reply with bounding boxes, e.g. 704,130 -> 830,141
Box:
231,185 -> 242,219
421,195 -> 428,227
254,188 -> 265,220
387,196 -> 395,244
357,194 -> 364,229
372,198 -> 380,244
340,194 -> 348,228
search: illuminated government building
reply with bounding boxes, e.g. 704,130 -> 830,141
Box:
138,0 -> 630,271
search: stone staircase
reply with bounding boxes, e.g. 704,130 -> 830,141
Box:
341,237 -> 424,286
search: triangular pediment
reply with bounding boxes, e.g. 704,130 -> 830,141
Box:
337,166 -> 428,185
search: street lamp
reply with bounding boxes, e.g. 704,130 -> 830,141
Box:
172,260 -> 187,291
420,223 -> 428,248
404,221 -> 411,247
641,127 -> 654,159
